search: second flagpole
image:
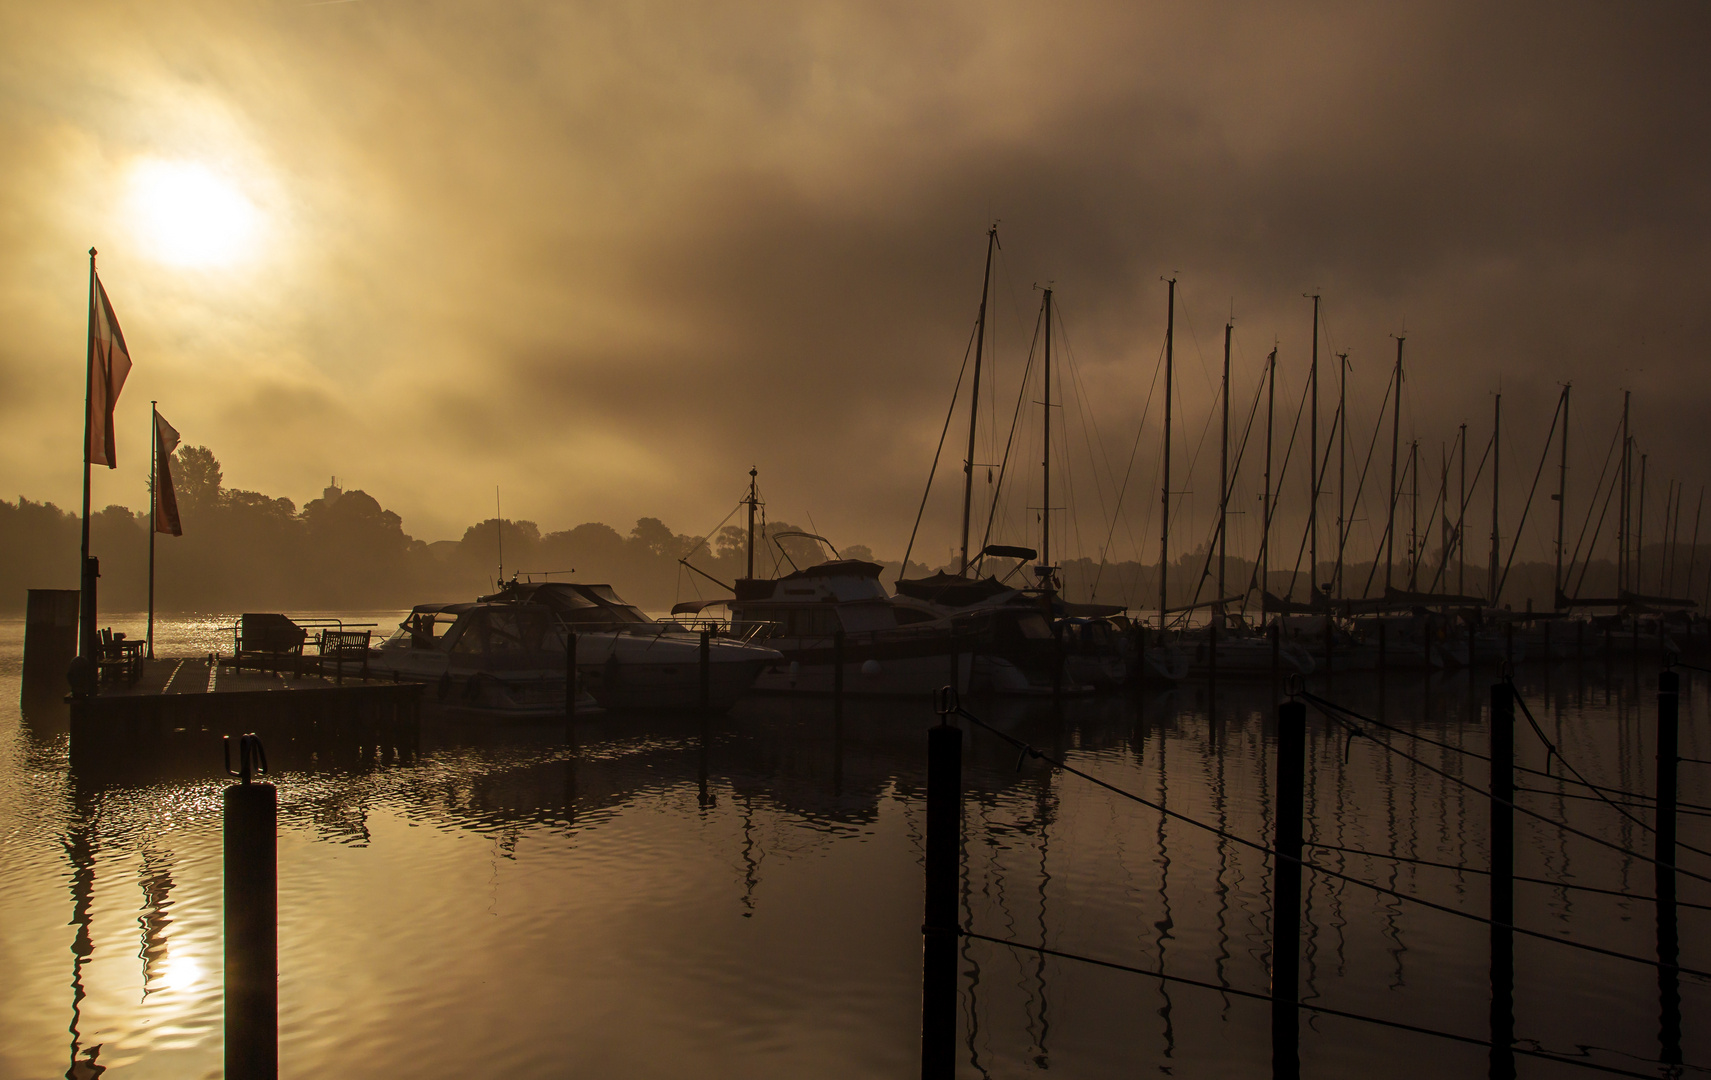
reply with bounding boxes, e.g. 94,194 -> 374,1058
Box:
148,400 -> 157,660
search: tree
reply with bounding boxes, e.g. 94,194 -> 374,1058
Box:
173,445 -> 223,514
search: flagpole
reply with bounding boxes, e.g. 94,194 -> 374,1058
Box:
77,248 -> 97,688
148,400 -> 158,660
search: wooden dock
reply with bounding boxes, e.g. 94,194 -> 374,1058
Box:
68,658 -> 421,783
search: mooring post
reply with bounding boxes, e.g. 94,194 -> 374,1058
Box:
922,707 -> 963,1080
1323,615 -> 1333,682
1269,621 -> 1280,694
699,629 -> 711,712
564,630 -> 578,720
1272,698 -> 1305,1080
1378,618 -> 1387,676
224,734 -> 277,1080
1209,616 -> 1219,690
1656,668 -> 1682,1066
834,629 -> 846,720
1489,681 -> 1515,1080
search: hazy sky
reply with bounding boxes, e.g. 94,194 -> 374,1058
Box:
2,0 -> 1706,572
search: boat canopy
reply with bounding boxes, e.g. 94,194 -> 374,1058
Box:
894,572 -> 1012,607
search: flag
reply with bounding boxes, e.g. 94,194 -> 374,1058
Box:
86,273 -> 132,468
154,410 -> 182,536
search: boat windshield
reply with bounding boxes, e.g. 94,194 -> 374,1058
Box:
390,609 -> 463,649
568,585 -> 651,624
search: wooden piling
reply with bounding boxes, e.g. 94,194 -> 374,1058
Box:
564,631 -> 578,719
1656,669 -> 1682,1066
922,720 -> 963,1080
1489,681 -> 1515,1080
699,629 -> 711,712
224,737 -> 278,1080
1272,699 -> 1305,1080
834,629 -> 846,719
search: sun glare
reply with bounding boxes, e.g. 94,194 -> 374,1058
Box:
128,159 -> 262,268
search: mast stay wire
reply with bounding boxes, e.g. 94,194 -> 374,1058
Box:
1563,417 -> 1624,599
898,315 -> 982,581
975,301 -> 1045,575
1495,391 -> 1567,600
949,696 -> 1711,980
1302,690 -> 1711,882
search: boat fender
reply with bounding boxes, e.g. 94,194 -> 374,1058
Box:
437,671 -> 452,701
860,659 -> 882,677
788,661 -> 800,676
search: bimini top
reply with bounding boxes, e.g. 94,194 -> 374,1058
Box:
893,571 -> 1012,607
481,580 -> 652,624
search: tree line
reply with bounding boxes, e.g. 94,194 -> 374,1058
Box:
0,445 -> 1683,617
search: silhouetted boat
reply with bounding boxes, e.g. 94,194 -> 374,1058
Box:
371,581 -> 780,712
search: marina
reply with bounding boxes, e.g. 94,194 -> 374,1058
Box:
3,612 -> 1709,1077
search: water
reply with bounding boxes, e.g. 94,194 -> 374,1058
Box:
1,614 -> 1707,1078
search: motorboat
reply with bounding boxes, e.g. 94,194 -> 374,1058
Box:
370,581 -> 781,712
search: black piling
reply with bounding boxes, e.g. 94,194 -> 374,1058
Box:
23,588 -> 79,705
1272,699 -> 1305,1080
223,734 -> 277,1080
1378,619 -> 1387,677
1656,669 -> 1682,1067
1269,621 -> 1280,696
1489,682 -> 1515,1080
922,715 -> 963,1080
564,630 -> 578,717
833,629 -> 846,721
699,628 -> 711,713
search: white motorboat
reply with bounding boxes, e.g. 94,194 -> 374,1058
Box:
370,581 -> 780,712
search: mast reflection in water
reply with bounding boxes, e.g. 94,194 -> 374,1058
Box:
0,619 -> 1706,1077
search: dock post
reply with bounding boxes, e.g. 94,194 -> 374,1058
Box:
1656,669 -> 1681,1066
922,710 -> 963,1080
1272,698 -> 1305,1080
1323,615 -> 1333,682
834,630 -> 846,719
699,629 -> 711,712
1269,621 -> 1280,695
1378,619 -> 1387,676
1489,681 -> 1515,1080
564,631 -> 578,720
224,734 -> 277,1080
23,588 -> 79,706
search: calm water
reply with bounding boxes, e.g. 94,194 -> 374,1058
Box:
1,613 -> 1707,1078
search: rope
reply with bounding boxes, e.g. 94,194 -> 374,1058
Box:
960,930 -> 1686,1077
1308,841 -> 1711,912
1302,691 -> 1711,884
951,701 -> 1711,980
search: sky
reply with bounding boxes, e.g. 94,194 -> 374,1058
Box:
1,0 -> 1707,574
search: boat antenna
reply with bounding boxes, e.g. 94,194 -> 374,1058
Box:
496,486 -> 503,585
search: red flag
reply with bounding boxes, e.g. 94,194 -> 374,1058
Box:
86,273 -> 132,468
154,410 -> 182,536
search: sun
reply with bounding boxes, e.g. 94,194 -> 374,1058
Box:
127,159 -> 262,268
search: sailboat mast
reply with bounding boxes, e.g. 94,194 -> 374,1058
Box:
746,466 -> 758,579
1409,440 -> 1419,590
959,227 -> 997,576
1262,347 -> 1276,605
1160,278 -> 1175,631
1638,452 -> 1648,595
1337,352 -> 1348,596
1685,486 -> 1704,605
1308,294 -> 1320,597
1386,337 -> 1404,593
1042,287 -> 1053,579
1218,320 -> 1231,621
1554,384 -> 1570,607
1458,422 -> 1468,596
1620,390 -> 1631,593
1439,442 -> 1449,579
1488,394 -> 1501,605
